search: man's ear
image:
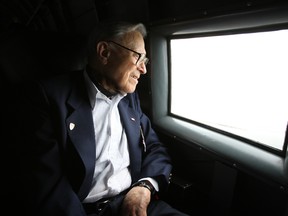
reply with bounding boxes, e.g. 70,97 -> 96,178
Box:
97,41 -> 110,64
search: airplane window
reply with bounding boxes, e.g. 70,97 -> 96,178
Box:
169,29 -> 288,152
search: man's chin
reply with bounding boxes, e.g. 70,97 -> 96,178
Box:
125,86 -> 137,94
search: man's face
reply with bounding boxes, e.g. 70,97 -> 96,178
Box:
100,31 -> 147,94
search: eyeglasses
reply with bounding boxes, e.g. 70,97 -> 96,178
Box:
107,40 -> 149,66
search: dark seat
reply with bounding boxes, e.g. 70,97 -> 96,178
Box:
0,28 -> 89,212
1,27 -> 89,140
1,28 -> 88,84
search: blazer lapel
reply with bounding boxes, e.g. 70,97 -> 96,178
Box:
66,76 -> 96,200
118,97 -> 142,181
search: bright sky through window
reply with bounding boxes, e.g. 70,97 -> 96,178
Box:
170,29 -> 288,150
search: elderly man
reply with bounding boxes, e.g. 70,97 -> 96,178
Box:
21,21 -> 189,216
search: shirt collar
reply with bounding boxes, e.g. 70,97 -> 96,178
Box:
83,70 -> 126,109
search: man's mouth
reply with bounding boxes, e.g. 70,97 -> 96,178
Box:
131,75 -> 139,80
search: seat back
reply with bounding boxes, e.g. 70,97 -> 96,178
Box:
0,28 -> 88,84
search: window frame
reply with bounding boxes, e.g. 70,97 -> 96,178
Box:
148,5 -> 288,190
168,27 -> 288,156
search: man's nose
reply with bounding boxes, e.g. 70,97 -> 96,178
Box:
137,61 -> 147,74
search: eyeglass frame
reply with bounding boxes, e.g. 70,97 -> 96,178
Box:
107,40 -> 149,66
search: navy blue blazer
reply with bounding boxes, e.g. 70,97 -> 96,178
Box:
21,70 -> 172,216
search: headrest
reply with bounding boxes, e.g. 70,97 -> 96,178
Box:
0,29 -> 88,84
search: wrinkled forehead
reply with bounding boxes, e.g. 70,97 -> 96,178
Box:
120,31 -> 145,51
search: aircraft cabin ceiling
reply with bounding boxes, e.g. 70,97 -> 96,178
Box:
1,0 -> 287,33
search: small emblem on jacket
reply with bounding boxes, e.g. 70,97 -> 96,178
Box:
69,123 -> 75,130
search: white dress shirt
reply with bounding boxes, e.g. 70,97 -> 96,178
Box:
83,71 -> 131,203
